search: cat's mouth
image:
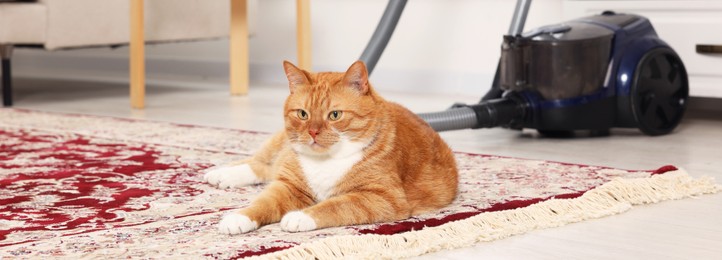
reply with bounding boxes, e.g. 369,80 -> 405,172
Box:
309,141 -> 326,149
293,140 -> 333,157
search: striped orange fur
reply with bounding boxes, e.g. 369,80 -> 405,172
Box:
210,61 -> 458,234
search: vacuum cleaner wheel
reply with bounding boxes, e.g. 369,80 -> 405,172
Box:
631,48 -> 689,136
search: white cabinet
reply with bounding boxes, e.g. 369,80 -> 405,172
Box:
563,0 -> 722,98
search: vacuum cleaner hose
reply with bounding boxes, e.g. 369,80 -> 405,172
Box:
419,106 -> 478,132
419,95 -> 528,132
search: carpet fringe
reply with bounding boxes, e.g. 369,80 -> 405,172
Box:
250,169 -> 720,259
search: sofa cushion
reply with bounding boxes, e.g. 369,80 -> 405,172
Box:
41,0 -> 233,50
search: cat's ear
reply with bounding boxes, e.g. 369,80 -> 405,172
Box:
342,61 -> 369,95
283,60 -> 310,93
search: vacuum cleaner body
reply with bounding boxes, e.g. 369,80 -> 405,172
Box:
358,0 -> 687,136
499,12 -> 688,135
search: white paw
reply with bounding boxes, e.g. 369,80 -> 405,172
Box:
218,212 -> 258,235
280,211 -> 317,232
203,164 -> 260,188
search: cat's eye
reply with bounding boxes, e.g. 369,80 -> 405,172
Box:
328,111 -> 343,121
297,109 -> 309,120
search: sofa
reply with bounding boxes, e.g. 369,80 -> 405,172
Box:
1,0 -> 257,108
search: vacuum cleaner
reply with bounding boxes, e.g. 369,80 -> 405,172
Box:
359,0 -> 688,136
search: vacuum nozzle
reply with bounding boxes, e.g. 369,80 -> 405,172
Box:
419,93 -> 528,132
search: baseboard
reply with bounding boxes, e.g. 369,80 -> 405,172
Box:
12,51 -> 232,89
10,51 -> 493,97
10,52 -> 721,114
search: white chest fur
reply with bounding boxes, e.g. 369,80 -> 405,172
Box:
296,138 -> 365,201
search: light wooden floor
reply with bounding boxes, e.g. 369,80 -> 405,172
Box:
9,77 -> 722,259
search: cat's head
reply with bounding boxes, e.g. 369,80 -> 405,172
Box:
282,61 -> 380,157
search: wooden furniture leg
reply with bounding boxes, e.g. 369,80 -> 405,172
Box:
230,0 -> 249,95
130,0 -> 145,109
296,0 -> 312,70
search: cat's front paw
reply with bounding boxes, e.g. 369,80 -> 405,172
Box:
280,211 -> 317,232
218,212 -> 258,235
203,164 -> 260,188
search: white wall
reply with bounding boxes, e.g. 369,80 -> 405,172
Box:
14,0 -> 563,96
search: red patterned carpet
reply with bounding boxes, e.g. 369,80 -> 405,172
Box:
0,109 -> 718,259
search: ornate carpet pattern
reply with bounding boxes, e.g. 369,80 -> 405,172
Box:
0,109 -> 718,259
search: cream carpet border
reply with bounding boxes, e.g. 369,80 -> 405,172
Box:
252,170 -> 720,259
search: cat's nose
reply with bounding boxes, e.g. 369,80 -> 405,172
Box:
309,129 -> 319,139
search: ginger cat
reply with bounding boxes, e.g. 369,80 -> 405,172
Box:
204,61 -> 458,234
